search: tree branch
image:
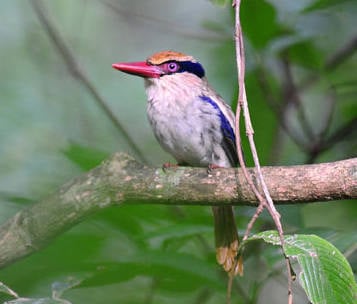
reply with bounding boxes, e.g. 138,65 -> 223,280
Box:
0,153 -> 355,269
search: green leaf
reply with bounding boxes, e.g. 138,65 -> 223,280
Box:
62,143 -> 109,171
0,282 -> 18,298
248,231 -> 357,304
0,193 -> 34,205
140,224 -> 212,242
303,0 -> 353,12
79,251 -> 224,293
241,0 -> 286,49
282,40 -> 324,69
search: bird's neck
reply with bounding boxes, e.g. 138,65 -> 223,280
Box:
144,73 -> 208,106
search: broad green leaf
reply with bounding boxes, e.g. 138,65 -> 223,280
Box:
303,0 -> 353,12
248,231 -> 357,304
282,40 -> 324,69
0,193 -> 34,205
78,251 -> 224,292
62,143 -> 109,171
140,224 -> 212,242
241,0 -> 287,49
0,233 -> 105,294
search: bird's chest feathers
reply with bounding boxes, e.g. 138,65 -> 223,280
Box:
148,95 -> 197,141
145,83 -> 223,165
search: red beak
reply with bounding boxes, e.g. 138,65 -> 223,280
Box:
112,61 -> 162,78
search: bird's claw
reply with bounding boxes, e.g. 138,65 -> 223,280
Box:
207,163 -> 222,174
162,162 -> 178,172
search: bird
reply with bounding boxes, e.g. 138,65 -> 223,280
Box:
112,50 -> 243,276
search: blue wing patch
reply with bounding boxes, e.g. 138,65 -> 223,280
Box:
200,95 -> 238,166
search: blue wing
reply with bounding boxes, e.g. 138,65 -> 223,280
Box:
200,96 -> 238,166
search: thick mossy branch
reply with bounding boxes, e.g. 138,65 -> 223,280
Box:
0,153 -> 356,269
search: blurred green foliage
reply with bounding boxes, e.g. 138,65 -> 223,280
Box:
0,0 -> 356,303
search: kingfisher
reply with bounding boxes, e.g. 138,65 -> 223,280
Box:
112,50 -> 243,276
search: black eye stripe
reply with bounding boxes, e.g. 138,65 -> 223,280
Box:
161,60 -> 205,78
180,61 -> 205,78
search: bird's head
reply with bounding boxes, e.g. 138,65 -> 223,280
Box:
112,50 -> 205,81
112,50 -> 211,102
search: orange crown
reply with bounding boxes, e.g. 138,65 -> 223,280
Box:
147,50 -> 195,65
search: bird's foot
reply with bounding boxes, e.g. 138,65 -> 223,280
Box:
207,163 -> 222,174
162,162 -> 178,172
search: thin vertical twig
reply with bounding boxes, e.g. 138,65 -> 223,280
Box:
232,1 -> 293,303
281,57 -> 315,142
255,64 -> 309,152
30,0 -> 148,164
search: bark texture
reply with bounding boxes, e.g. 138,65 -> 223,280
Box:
0,153 -> 355,269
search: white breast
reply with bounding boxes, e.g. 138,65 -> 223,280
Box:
144,74 -> 233,167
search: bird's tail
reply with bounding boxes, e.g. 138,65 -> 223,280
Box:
212,206 -> 243,276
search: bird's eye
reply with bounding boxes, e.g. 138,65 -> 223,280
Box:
166,62 -> 179,73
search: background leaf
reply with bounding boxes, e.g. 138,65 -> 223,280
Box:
249,231 -> 357,304
62,143 -> 109,171
0,282 -> 18,299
